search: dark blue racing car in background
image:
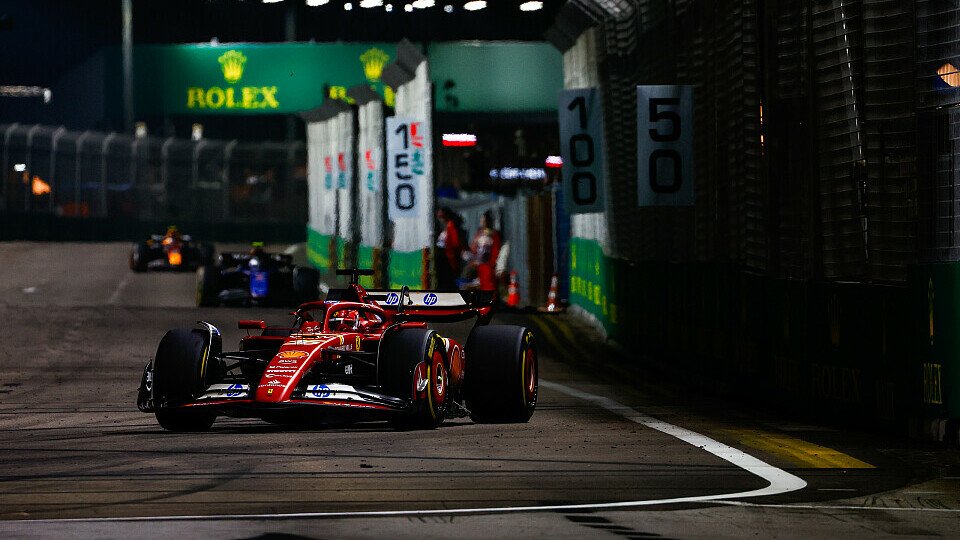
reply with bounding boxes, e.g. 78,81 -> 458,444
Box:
196,243 -> 319,307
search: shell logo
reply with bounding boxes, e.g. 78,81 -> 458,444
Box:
277,350 -> 308,360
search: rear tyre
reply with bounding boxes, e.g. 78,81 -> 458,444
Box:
464,326 -> 538,423
293,266 -> 320,303
196,265 -> 220,307
152,328 -> 221,431
380,328 -> 449,429
129,242 -> 149,272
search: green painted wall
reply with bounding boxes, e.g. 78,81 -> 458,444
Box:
388,249 -> 424,289
306,227 -> 334,272
568,237 -> 620,334
356,244 -> 377,288
428,42 -> 562,113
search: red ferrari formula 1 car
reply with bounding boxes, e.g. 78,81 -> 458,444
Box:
137,269 -> 538,431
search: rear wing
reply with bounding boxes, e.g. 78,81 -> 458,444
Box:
365,289 -> 496,323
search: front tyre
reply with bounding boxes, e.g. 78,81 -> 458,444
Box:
464,326 -> 538,423
152,328 -> 220,431
380,328 -> 449,429
129,242 -> 149,272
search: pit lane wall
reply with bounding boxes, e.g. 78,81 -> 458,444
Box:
570,245 -> 957,440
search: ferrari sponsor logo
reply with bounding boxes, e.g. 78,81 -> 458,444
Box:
355,336 -> 362,350
277,350 -> 308,359
265,379 -> 284,387
278,358 -> 298,365
267,388 -> 274,395
328,344 -> 355,352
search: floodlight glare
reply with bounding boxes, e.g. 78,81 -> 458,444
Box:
305,0 -> 330,6
444,4 -> 453,12
344,2 -> 353,9
463,1 -> 486,10
411,0 -> 435,8
262,0 -> 284,3
360,0 -> 383,7
404,3 -> 413,10
13,163 -> 26,172
519,1 -> 543,11
385,3 -> 393,11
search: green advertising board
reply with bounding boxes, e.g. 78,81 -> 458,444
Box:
136,43 -> 396,115
569,237 -> 620,334
132,42 -> 561,116
428,42 -> 562,113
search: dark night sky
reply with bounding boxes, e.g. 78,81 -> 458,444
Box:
1,0 -> 564,87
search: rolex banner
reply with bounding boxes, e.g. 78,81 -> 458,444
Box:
132,42 -> 561,116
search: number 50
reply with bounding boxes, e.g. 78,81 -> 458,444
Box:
647,97 -> 682,193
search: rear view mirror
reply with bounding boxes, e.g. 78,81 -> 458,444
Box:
238,320 -> 266,330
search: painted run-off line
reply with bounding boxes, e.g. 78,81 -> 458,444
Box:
715,500 -> 960,513
18,379 -> 809,524
106,275 -> 131,305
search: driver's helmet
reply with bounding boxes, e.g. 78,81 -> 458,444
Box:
163,226 -> 181,245
249,241 -> 266,259
329,309 -> 360,332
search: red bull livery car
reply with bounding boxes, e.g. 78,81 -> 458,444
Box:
137,269 -> 538,430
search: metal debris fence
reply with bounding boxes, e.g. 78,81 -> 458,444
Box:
0,123 -> 307,224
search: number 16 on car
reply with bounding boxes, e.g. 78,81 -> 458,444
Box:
637,86 -> 694,207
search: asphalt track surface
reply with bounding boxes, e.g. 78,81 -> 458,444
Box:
0,242 -> 957,538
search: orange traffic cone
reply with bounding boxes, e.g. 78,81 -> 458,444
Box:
539,274 -> 563,313
506,271 -> 520,307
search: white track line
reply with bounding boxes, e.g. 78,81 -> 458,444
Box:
17,379 -> 808,524
540,380 -> 808,500
106,275 -> 130,305
715,501 -> 960,513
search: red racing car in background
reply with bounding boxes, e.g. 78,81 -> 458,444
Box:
137,269 -> 538,431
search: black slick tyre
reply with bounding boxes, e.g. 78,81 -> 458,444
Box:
129,242 -> 149,272
152,328 -> 220,431
464,325 -> 538,423
196,265 -> 219,307
380,328 -> 449,429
